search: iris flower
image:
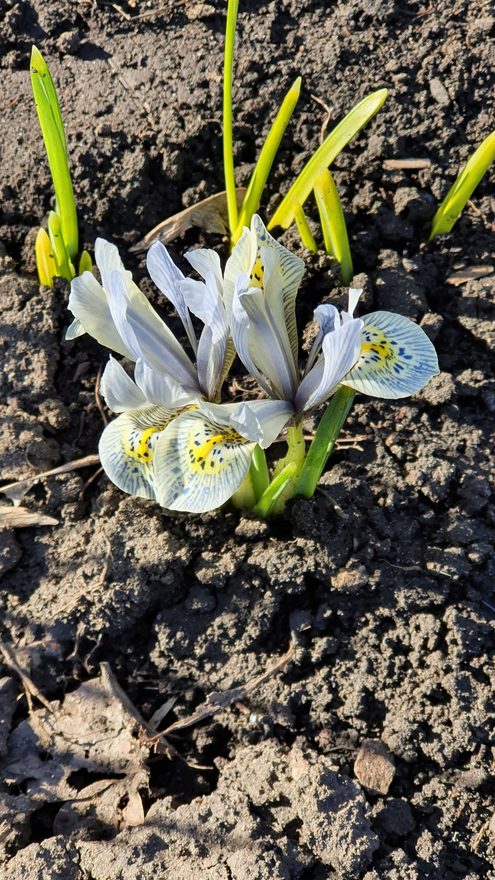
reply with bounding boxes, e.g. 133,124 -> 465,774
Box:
67,238 -> 292,512
227,215 -> 439,418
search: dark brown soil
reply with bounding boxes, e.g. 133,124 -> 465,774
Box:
1,1 -> 494,878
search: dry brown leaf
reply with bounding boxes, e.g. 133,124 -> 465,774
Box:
131,187 -> 246,252
446,265 -> 494,286
0,664 -> 151,835
0,505 -> 58,528
383,158 -> 432,170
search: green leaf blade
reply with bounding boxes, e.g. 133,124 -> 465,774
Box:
314,168 -> 353,284
233,76 -> 302,240
223,0 -> 240,237
253,461 -> 297,518
30,46 -> 78,259
429,130 -> 495,240
268,88 -> 388,230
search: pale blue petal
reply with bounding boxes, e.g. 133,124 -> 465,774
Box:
134,359 -> 197,409
65,317 -> 85,340
196,325 -> 227,401
199,399 -> 293,448
296,318 -> 363,412
153,409 -> 254,513
100,356 -> 148,413
342,311 -> 439,399
94,238 -> 133,292
236,278 -> 298,400
99,406 -> 176,500
230,278 -> 273,397
304,304 -> 339,373
223,225 -> 254,318
180,273 -> 229,344
146,241 -> 197,354
185,248 -> 223,293
106,270 -> 199,391
68,271 -> 133,359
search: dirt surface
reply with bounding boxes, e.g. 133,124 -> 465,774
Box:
1,0 -> 495,877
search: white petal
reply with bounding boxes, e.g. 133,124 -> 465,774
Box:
65,317 -> 85,340
196,325 -> 227,401
180,274 -> 228,344
296,318 -> 363,411
304,304 -> 339,373
236,280 -> 298,400
154,409 -> 255,513
146,242 -> 197,353
100,356 -> 148,413
199,399 -> 293,447
99,406 -> 176,500
68,271 -> 134,358
134,359 -> 197,409
105,270 -> 199,391
185,248 -> 223,293
342,311 -> 439,399
253,215 -> 305,364
230,278 -> 272,396
223,225 -> 255,318
95,238 -> 132,291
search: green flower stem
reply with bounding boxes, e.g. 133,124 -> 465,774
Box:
294,202 -> 318,252
297,386 -> 356,498
269,421 -> 306,513
253,461 -> 297,518
249,444 -> 270,501
223,0 -> 240,237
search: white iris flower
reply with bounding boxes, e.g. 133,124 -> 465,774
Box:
67,238 -> 291,512
228,215 -> 439,417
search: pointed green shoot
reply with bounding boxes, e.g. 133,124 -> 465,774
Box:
268,88 -> 388,231
233,76 -> 302,242
249,445 -> 270,501
35,228 -> 58,287
48,211 -> 75,281
314,168 -> 353,284
253,461 -> 297,518
297,386 -> 356,499
294,202 -> 318,252
429,130 -> 495,240
78,249 -> 93,275
30,46 -> 78,259
223,0 -> 240,237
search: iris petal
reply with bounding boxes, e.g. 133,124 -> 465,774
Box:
154,409 -> 255,512
147,242 -> 197,354
341,311 -> 439,399
296,318 -> 363,412
99,406 -> 176,500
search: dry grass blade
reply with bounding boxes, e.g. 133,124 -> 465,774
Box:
131,188 -> 246,252
0,641 -> 53,712
0,454 -> 100,503
147,639 -> 295,743
0,505 -> 58,528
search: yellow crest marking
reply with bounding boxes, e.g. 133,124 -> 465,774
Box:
249,254 -> 264,289
187,427 -> 246,474
124,425 -> 162,463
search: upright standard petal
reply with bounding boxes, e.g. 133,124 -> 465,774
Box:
105,270 -> 199,391
185,248 -> 223,294
153,408 -> 255,513
134,359 -> 197,409
99,406 -> 176,500
100,356 -> 148,413
233,275 -> 299,401
304,303 -> 339,374
341,311 -> 439,399
296,318 -> 363,412
146,242 -> 197,354
68,271 -> 134,359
